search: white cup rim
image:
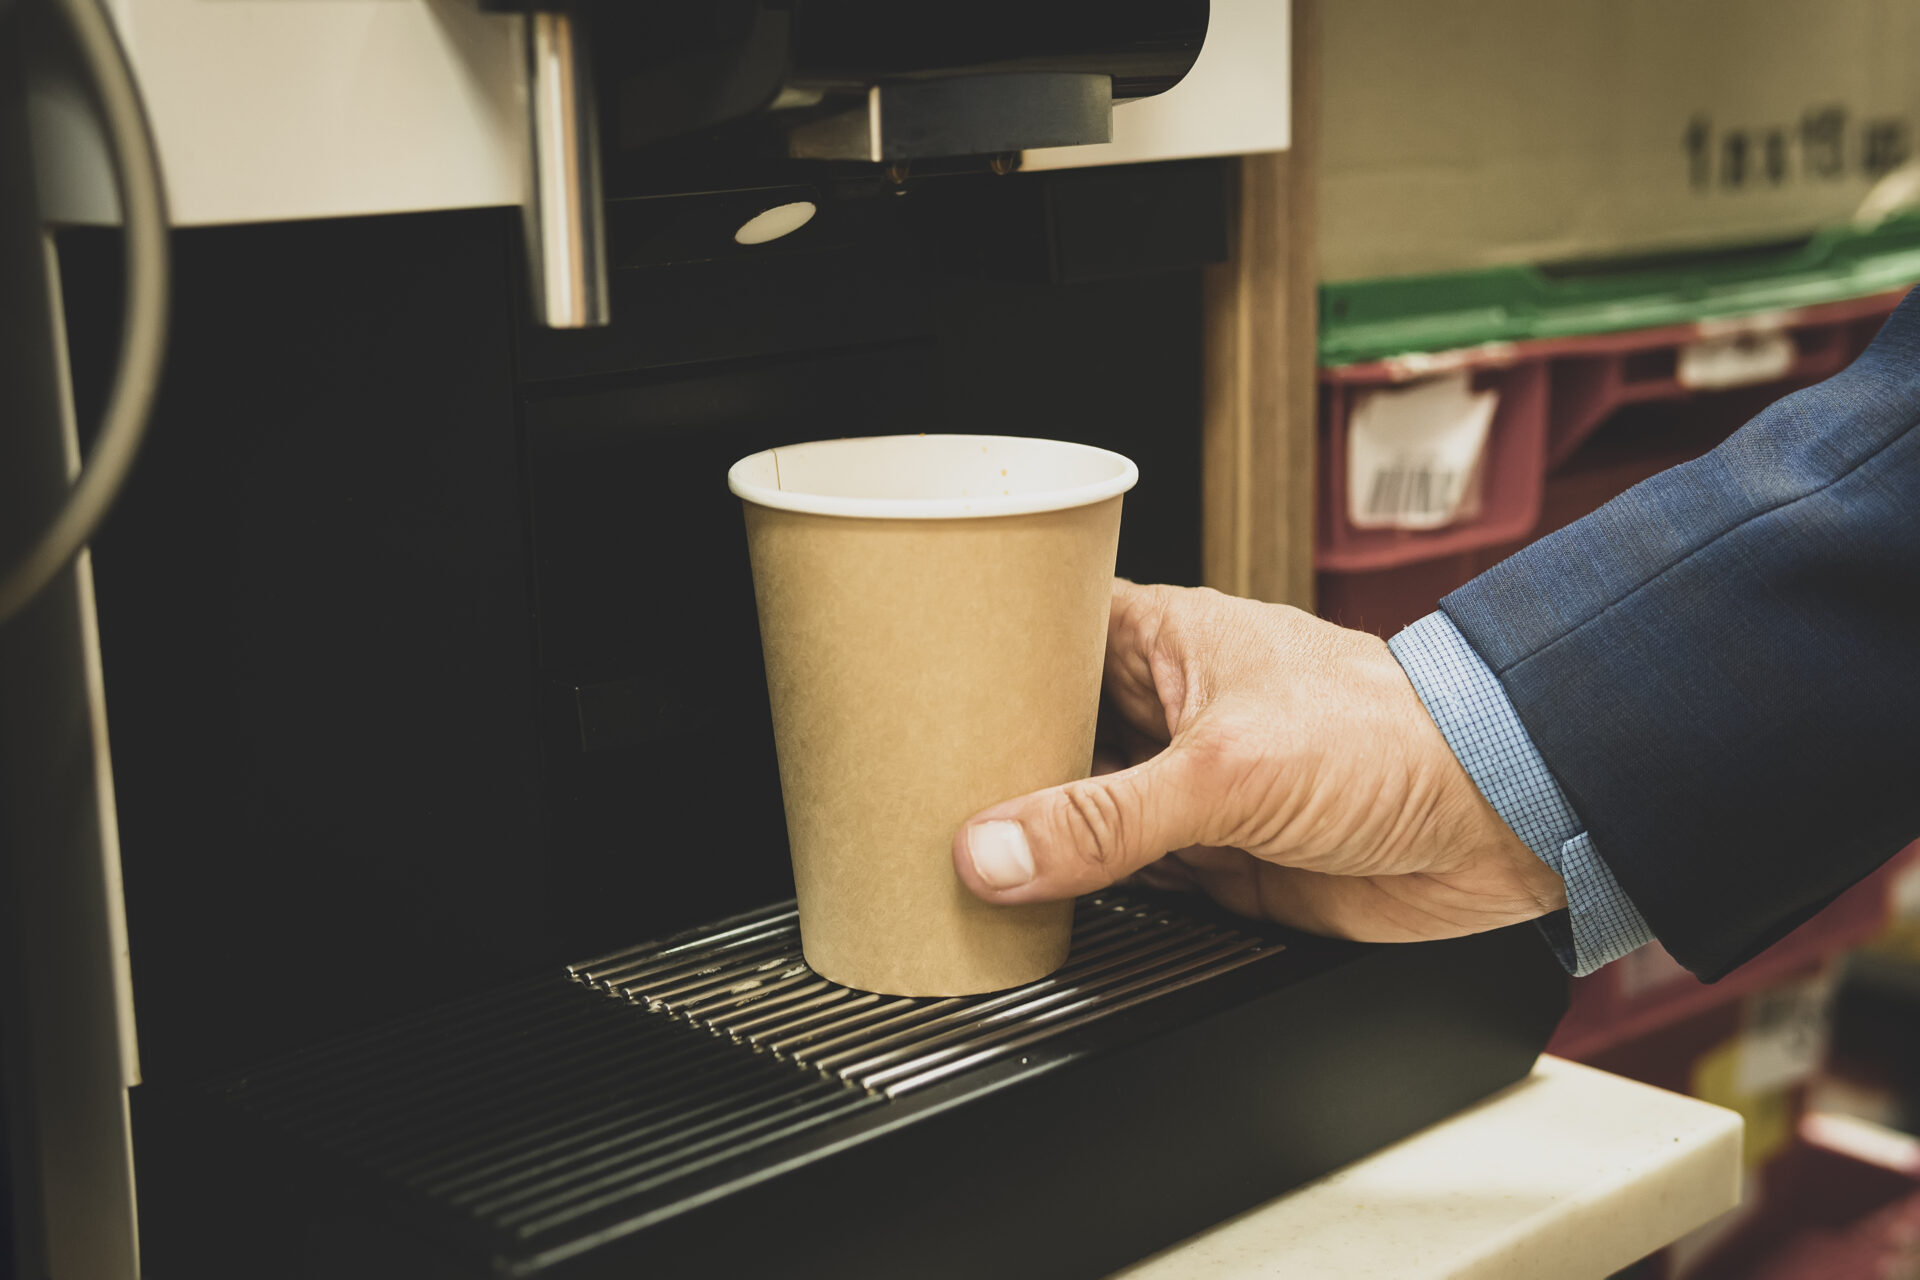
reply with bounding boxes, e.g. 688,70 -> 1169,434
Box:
728,434 -> 1139,520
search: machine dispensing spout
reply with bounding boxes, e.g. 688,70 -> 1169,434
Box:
522,0 -> 610,328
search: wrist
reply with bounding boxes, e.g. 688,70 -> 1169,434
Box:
1493,814 -> 1571,917
1399,661 -> 1569,921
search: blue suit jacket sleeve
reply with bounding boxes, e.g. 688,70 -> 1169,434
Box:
1440,291 -> 1920,982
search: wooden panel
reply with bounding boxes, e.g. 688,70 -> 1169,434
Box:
1201,0 -> 1318,607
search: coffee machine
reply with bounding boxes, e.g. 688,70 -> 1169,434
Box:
0,3 -> 1566,1276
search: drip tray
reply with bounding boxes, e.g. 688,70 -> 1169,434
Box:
133,894 -> 1567,1280
569,894 -> 1275,1097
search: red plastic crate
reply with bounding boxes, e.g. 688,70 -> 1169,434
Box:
1681,1114 -> 1920,1280
1581,981 -> 1920,1279
1541,292 -> 1902,470
1314,289 -> 1905,581
1551,843 -> 1920,1064
1580,972 -> 1831,1280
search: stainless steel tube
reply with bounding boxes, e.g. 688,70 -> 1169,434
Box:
523,5 -> 609,328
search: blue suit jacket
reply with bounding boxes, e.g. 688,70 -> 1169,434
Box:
1441,291 -> 1920,982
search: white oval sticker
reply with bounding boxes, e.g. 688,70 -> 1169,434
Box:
734,201 -> 818,246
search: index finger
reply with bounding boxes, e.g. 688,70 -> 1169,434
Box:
1103,579 -> 1174,739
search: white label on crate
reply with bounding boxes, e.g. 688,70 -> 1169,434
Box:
1736,969 -> 1838,1096
1800,1111 -> 1920,1174
1890,855 -> 1920,923
1676,331 -> 1795,390
1346,373 -> 1499,531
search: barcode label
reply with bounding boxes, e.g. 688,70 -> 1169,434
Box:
1365,462 -> 1467,522
1736,969 -> 1837,1095
1347,373 -> 1499,532
1677,329 -> 1794,390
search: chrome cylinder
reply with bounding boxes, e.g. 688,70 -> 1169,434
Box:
522,5 -> 609,328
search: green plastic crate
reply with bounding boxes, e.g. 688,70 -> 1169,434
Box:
1319,215 -> 1920,368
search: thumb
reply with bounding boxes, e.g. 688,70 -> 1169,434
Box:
953,741 -> 1219,904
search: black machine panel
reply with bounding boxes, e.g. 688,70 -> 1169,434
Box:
60,211 -> 553,1082
60,158 -> 1221,1086
570,0 -> 1208,193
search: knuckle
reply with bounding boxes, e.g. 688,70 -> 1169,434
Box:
1058,780 -> 1128,874
1143,582 -> 1191,617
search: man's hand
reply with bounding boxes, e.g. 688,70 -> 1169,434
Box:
952,581 -> 1567,942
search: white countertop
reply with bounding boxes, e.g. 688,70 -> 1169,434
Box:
1112,1055 -> 1744,1280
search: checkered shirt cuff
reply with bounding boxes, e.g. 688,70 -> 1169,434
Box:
1389,611 -> 1654,976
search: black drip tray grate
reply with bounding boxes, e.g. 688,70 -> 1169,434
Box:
211,970 -> 876,1248
202,894 -> 1277,1264
569,893 -> 1277,1098
165,897 -> 1566,1278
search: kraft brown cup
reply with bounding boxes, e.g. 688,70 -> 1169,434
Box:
728,435 -> 1137,996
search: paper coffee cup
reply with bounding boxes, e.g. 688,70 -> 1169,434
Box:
729,435 -> 1138,996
